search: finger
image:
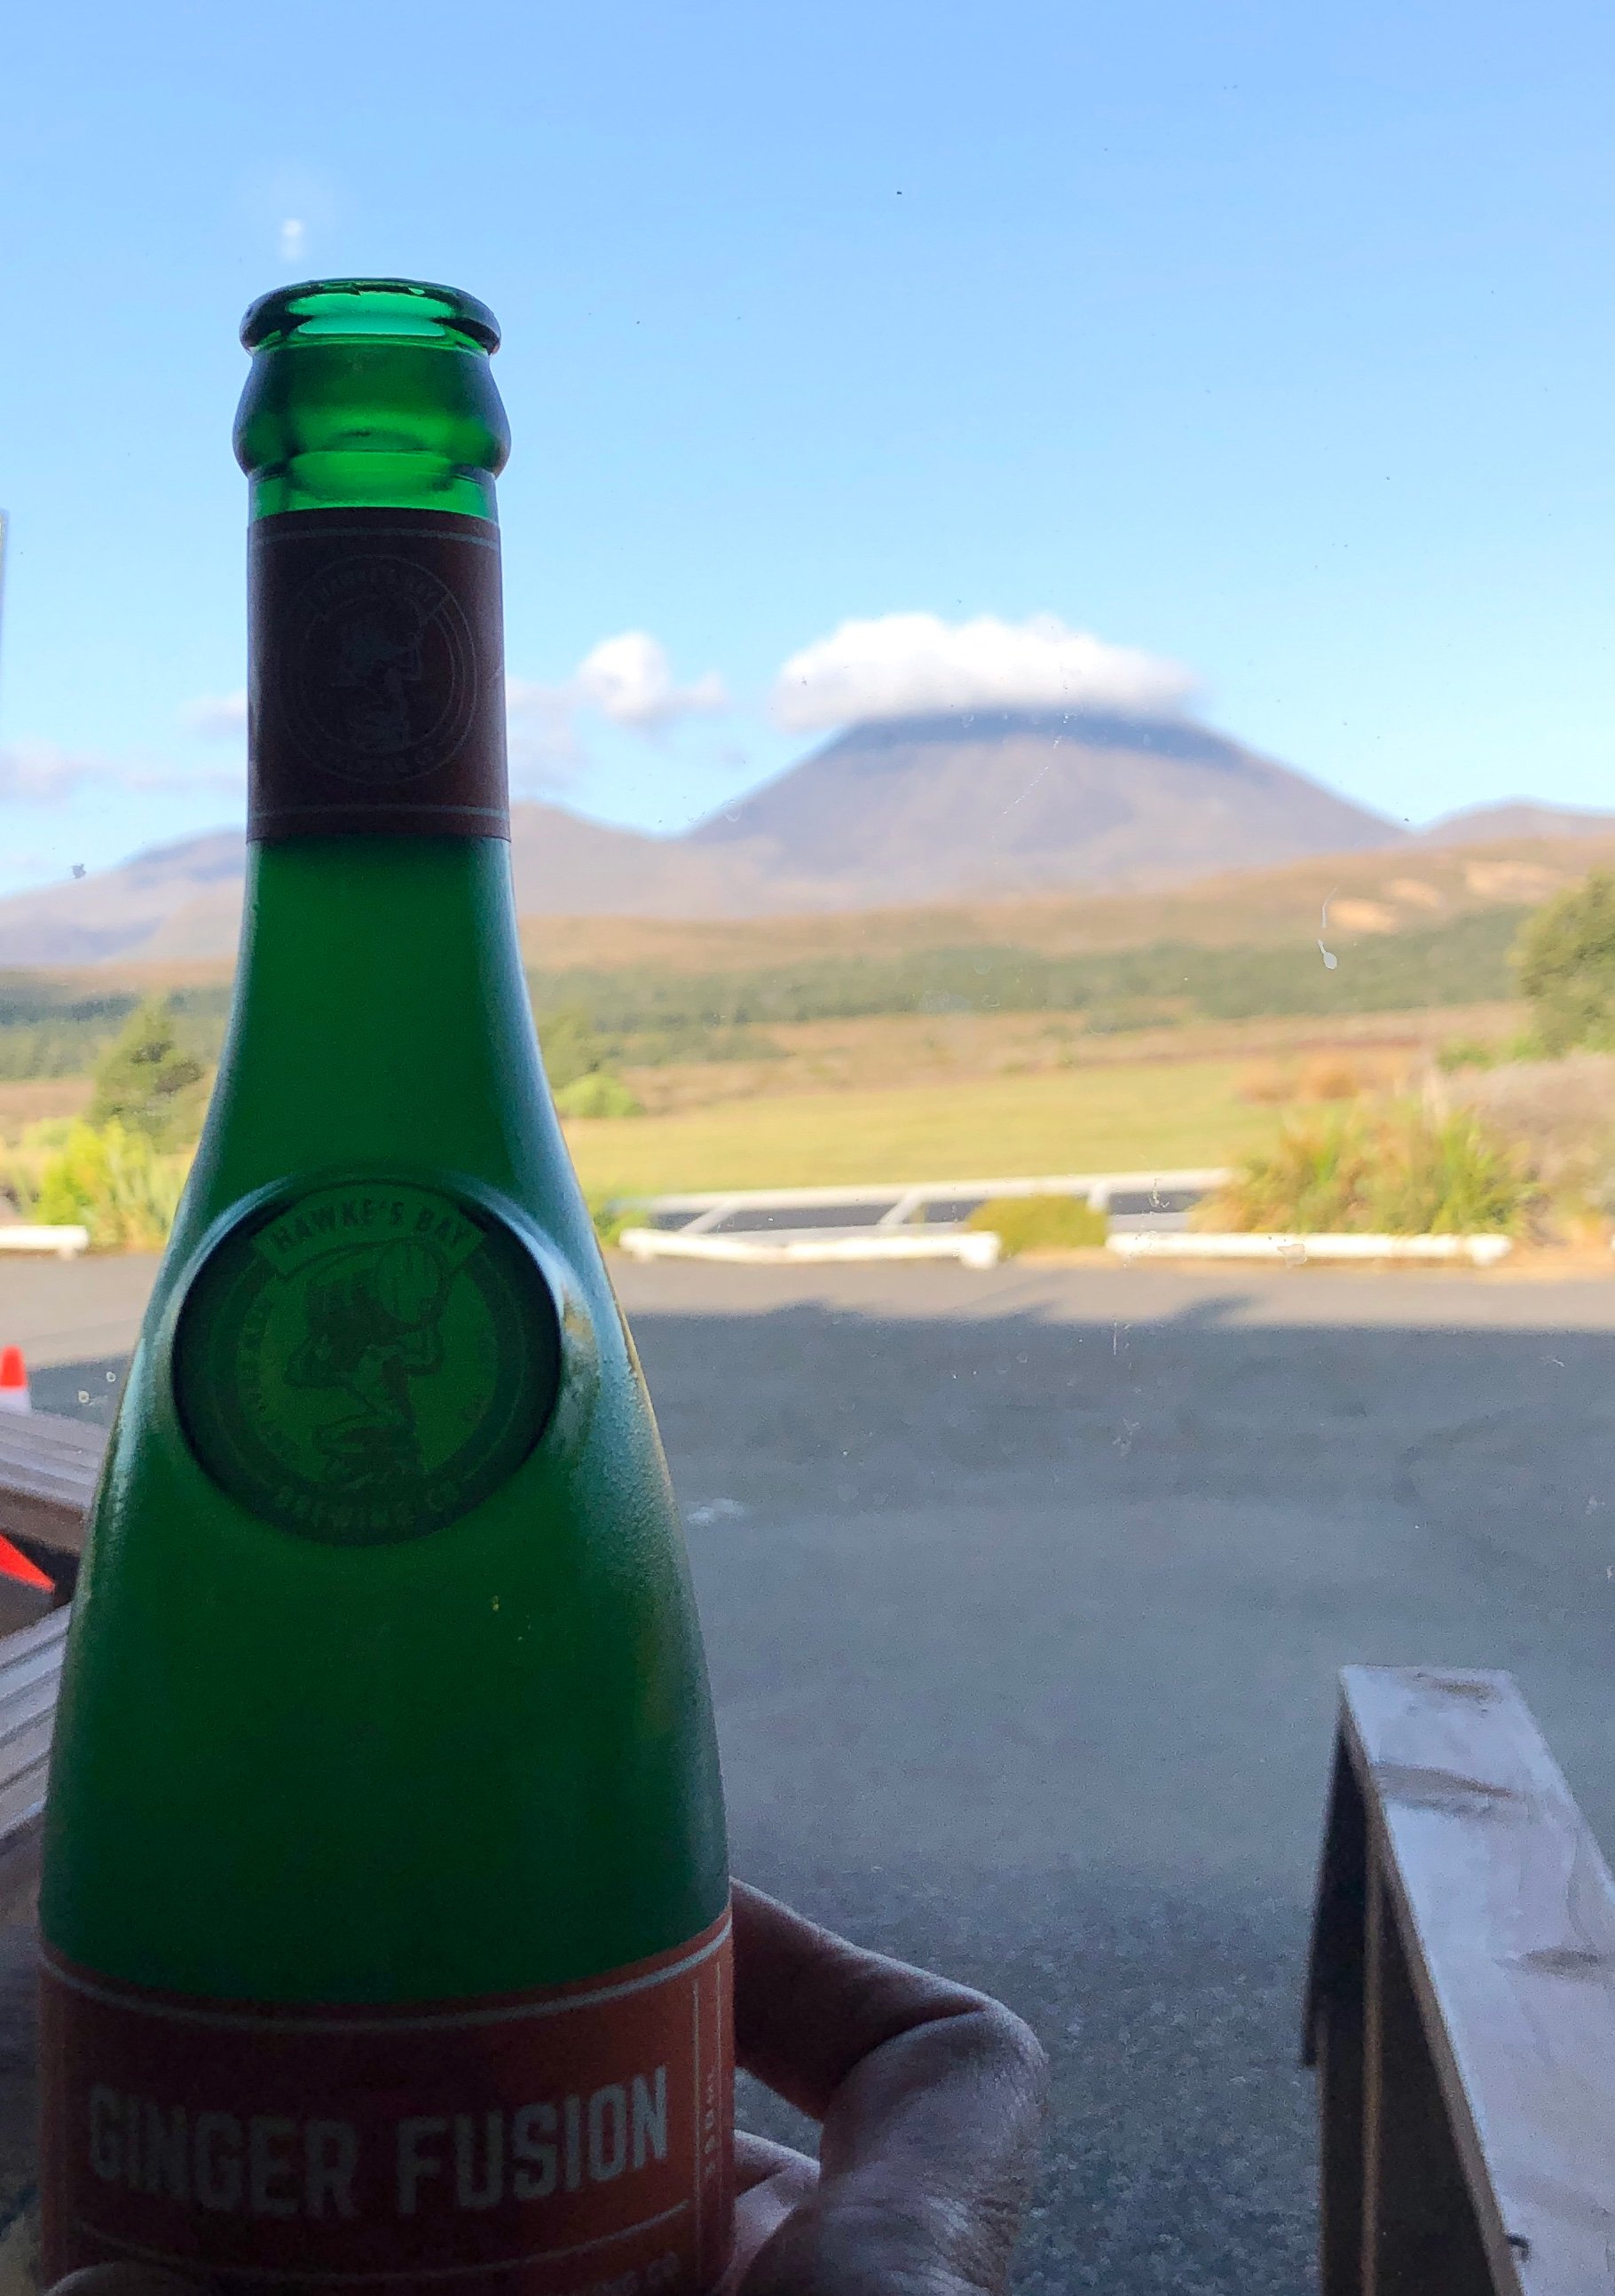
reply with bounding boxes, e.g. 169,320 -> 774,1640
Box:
720,2156 -> 819,2295
734,2129 -> 815,2193
732,1882 -> 995,2119
750,2002 -> 1046,2296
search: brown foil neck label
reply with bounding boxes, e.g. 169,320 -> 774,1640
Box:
41,1911 -> 735,2295
249,508 -> 510,841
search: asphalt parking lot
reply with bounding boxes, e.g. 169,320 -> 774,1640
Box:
8,1249 -> 1615,2292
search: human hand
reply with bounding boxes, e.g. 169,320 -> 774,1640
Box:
46,1882 -> 1048,2296
722,1880 -> 1048,2295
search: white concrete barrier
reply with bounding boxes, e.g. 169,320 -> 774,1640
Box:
1107,1231 -> 1513,1268
638,1168 -> 1232,1231
0,1228 -> 90,1261
618,1225 -> 1003,1270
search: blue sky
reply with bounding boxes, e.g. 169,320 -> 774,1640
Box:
2,0 -> 1614,895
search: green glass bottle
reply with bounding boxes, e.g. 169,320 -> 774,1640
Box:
39,279 -> 733,2296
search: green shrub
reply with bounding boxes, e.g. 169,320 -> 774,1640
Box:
1515,873 -> 1615,1055
588,1195 -> 634,1247
33,1120 -> 191,1250
965,1194 -> 1108,1254
553,1072 -> 644,1120
87,995 -> 207,1148
0,1159 -> 35,1221
0,1119 -> 75,1222
1209,1106 -> 1531,1236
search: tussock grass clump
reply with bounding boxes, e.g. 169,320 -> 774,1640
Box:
1235,1050 -> 1407,1107
965,1194 -> 1108,1254
1296,1053 -> 1367,1102
1207,1106 -> 1531,1237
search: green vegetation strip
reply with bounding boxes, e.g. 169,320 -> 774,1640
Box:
0,907 -> 1524,1081
0,978 -> 232,1081
531,907 -> 1524,1040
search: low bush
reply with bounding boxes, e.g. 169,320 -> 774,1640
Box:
1207,1106 -> 1531,1236
1236,1061 -> 1295,1105
588,1195 -> 634,1248
32,1120 -> 191,1250
1237,1051 -> 1393,1106
1296,1053 -> 1365,1102
554,1072 -> 644,1120
965,1194 -> 1108,1254
1442,1051 -> 1615,1207
1,1118 -> 77,1222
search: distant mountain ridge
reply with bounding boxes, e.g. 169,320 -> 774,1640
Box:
0,708 -> 1593,969
1419,800 -> 1615,845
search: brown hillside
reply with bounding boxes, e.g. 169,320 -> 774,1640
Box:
518,834 -> 1615,973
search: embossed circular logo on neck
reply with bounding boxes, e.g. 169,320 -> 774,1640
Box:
174,1181 -> 560,1543
283,554 -> 478,785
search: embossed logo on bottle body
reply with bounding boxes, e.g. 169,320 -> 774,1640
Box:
174,1181 -> 561,1543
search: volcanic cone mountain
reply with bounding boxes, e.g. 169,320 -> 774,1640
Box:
685,711 -> 1398,904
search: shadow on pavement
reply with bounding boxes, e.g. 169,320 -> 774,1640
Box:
39,1289 -> 1615,2294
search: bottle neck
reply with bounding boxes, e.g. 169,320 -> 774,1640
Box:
189,838 -> 540,1214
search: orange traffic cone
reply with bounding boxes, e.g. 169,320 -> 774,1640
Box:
0,1349 -> 29,1416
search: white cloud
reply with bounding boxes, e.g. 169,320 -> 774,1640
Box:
574,633 -> 727,729
0,743 -> 242,806
0,745 -> 103,802
771,612 -> 1197,731
504,634 -> 727,788
181,691 -> 248,739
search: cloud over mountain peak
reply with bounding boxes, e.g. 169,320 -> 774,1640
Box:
772,612 -> 1197,732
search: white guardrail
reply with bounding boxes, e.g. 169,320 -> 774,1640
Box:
627,1225 -> 1005,1269
617,1174 -> 1517,1272
618,1169 -> 1231,1270
0,1228 -> 90,1260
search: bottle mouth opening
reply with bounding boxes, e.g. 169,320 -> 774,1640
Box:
241,278 -> 500,355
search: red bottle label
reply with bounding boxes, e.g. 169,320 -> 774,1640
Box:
41,1911 -> 734,2296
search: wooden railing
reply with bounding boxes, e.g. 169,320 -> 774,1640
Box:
0,1414 -> 97,1921
0,1416 -> 1611,2289
1306,1666 -> 1615,2293
0,1610 -> 66,1923
0,1414 -> 100,1564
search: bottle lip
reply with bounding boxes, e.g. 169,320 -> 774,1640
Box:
240,278 -> 500,355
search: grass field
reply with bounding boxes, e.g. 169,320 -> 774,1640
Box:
562,1058 -> 1291,1198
